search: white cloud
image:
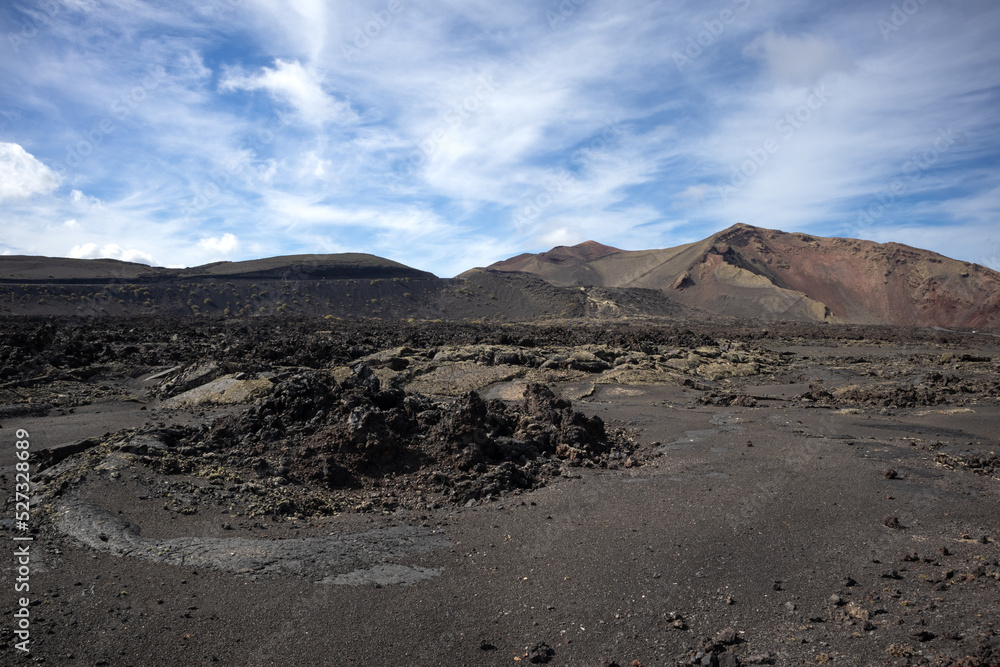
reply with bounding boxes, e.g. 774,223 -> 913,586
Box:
175,50 -> 212,82
539,227 -> 574,248
0,143 -> 61,202
69,242 -> 156,265
68,243 -> 98,258
264,192 -> 451,236
299,151 -> 331,179
70,189 -> 102,207
743,32 -> 854,86
198,233 -> 240,255
220,59 -> 353,126
675,185 -> 708,207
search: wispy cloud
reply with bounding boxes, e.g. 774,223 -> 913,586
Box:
220,58 -> 354,126
743,31 -> 854,86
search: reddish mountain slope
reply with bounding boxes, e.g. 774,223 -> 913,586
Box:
485,241 -> 627,286
487,224 -> 1000,328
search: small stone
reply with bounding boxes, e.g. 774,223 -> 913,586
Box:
718,654 -> 741,667
526,642 -> 554,664
939,546 -> 951,556
883,468 -> 899,479
829,594 -> 843,606
785,601 -> 796,613
883,515 -> 901,529
714,627 -> 739,645
910,629 -> 935,642
841,576 -> 857,587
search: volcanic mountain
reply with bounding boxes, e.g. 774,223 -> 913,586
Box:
485,224 -> 1000,329
0,251 -> 686,321
3,225 -> 998,327
489,240 -> 626,279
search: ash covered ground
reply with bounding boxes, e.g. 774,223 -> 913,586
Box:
1,317 -> 999,666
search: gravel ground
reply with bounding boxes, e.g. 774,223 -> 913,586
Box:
1,319 -> 998,666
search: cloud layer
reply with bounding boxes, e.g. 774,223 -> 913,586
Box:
0,142 -> 61,202
1,0 -> 998,275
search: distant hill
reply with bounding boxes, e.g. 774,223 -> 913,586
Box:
485,224 -> 1000,329
0,253 -> 439,318
487,240 -> 625,275
0,252 -> 694,321
0,253 -> 433,283
4,226 -> 997,327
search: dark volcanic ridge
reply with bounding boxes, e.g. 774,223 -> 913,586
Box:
0,252 -> 695,322
33,368 -> 650,525
3,224 -> 999,327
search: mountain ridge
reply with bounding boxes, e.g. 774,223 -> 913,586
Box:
485,224 -> 1000,329
0,253 -> 432,283
1,224 -> 997,328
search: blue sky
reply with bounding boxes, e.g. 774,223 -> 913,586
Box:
1,0 -> 999,278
